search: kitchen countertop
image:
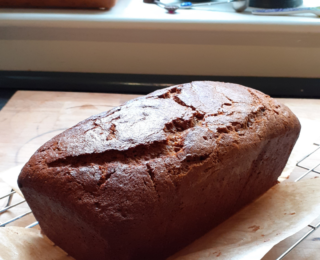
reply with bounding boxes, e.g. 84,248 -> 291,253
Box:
1,0 -> 320,77
0,91 -> 320,259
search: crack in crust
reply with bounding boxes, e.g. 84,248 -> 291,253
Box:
106,124 -> 116,141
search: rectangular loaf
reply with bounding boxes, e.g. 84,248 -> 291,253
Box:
18,81 -> 300,260
0,0 -> 115,9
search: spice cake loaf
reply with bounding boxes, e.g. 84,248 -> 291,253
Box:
18,81 -> 300,260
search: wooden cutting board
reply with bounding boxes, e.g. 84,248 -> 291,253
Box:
1,90 -> 320,259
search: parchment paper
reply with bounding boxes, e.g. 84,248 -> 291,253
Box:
0,165 -> 24,197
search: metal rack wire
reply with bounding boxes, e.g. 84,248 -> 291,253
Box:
0,143 -> 320,259
0,189 -> 38,228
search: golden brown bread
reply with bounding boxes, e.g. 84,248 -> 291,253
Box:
0,0 -> 116,9
18,81 -> 300,260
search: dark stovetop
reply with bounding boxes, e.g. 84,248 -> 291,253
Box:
1,71 -> 320,111
0,89 -> 15,110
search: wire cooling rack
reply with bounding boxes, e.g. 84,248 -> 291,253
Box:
1,143 -> 320,259
276,142 -> 320,260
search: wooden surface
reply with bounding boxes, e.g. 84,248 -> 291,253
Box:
1,90 -> 320,259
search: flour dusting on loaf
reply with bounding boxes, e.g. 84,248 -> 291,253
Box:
18,81 -> 300,260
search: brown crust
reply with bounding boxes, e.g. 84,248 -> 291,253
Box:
18,81 -> 301,260
0,0 -> 116,8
